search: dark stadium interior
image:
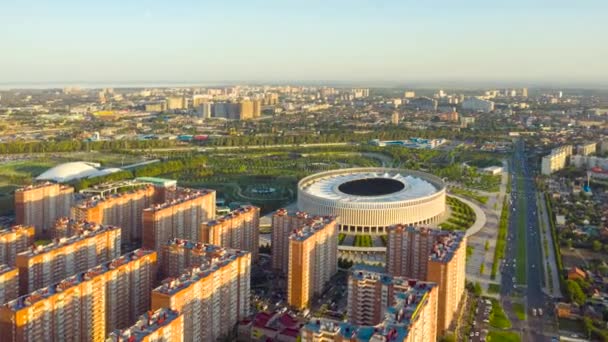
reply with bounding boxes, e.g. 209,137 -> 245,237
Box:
338,178 -> 405,196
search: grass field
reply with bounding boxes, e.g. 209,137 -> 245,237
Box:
487,330 -> 521,342
489,299 -> 512,329
512,302 -> 526,320
488,283 -> 501,294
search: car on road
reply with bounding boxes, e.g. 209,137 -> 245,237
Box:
532,308 -> 537,316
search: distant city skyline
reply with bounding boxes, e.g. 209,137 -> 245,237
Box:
1,0 -> 607,86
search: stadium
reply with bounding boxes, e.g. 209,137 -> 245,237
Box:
297,167 -> 447,237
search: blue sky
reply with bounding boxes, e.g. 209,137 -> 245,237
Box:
1,0 -> 607,86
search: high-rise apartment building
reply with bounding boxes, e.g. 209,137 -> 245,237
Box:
386,225 -> 466,334
106,308 -> 184,342
0,225 -> 35,266
198,102 -> 212,118
264,93 -> 279,106
271,209 -> 310,274
0,249 -> 157,342
287,216 -> 338,309
201,205 -> 260,261
15,182 -> 74,237
152,247 -> 251,342
71,184 -> 156,243
166,96 -> 187,110
142,188 -> 215,258
16,223 -> 121,294
302,279 -> 438,342
346,267 -> 413,326
0,265 -> 18,304
253,99 -> 262,117
239,100 -> 254,120
577,142 -> 597,156
541,145 -> 573,175
461,97 -> 495,112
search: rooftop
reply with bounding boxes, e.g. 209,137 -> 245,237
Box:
304,278 -> 435,341
5,249 -> 154,311
0,264 -> 16,275
17,224 -> 120,257
74,184 -> 154,209
134,177 -> 177,187
143,188 -> 214,212
289,216 -> 337,242
107,308 -> 181,342
154,242 -> 249,296
388,225 -> 465,263
273,208 -> 309,219
15,181 -> 71,192
203,205 -> 258,227
0,224 -> 34,236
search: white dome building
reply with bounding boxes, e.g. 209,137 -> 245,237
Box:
36,162 -> 102,183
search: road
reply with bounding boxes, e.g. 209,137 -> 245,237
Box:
501,139 -> 556,341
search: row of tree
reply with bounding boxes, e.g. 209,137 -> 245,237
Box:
0,139 -> 179,154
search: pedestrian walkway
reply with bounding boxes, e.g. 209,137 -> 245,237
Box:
465,162 -> 509,296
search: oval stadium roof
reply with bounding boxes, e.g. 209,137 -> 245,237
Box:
36,162 -> 102,183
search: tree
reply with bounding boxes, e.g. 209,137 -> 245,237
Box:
473,282 -> 483,296
566,280 -> 587,306
583,317 -> 594,339
593,240 -> 602,252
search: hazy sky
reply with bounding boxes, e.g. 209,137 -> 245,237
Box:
1,0 -> 607,86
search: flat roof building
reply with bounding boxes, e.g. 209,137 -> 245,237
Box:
0,265 -> 18,304
0,225 -> 35,267
302,279 -> 438,342
387,225 -> 466,334
142,188 -> 215,262
71,184 -> 156,243
152,246 -> 251,342
201,205 -> 260,261
0,249 -> 157,342
15,182 -> 73,237
16,223 -> 121,294
106,308 -> 183,342
272,209 -> 310,274
288,216 -> 338,309
541,145 -> 573,175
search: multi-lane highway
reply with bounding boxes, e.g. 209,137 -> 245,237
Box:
501,139 -> 555,341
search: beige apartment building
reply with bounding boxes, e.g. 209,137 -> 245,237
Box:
201,205 -> 260,261
577,142 -> 597,156
106,308 -> 183,342
0,249 -> 157,342
287,216 -> 338,309
0,265 -> 19,304
301,279 -> 438,342
142,188 -> 215,258
0,225 -> 35,266
152,247 -> 251,342
16,223 -> 121,294
71,184 -> 156,243
541,145 -> 573,175
386,225 -> 466,334
271,209 -> 310,274
15,182 -> 74,237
